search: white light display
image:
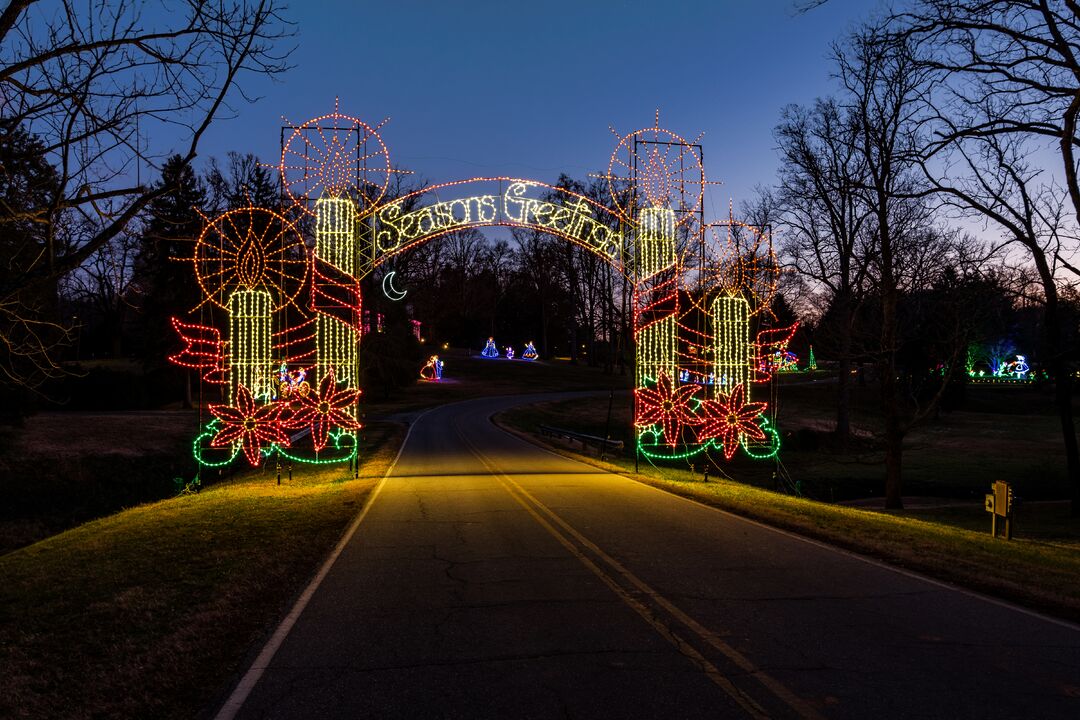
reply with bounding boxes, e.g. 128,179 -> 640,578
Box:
228,289 -> 273,402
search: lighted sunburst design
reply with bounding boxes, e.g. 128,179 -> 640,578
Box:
699,220 -> 780,320
193,206 -> 308,311
605,112 -> 705,228
281,100 -> 392,214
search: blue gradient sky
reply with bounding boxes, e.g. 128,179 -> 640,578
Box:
193,0 -> 878,218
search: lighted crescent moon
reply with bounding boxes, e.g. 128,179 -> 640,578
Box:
382,271 -> 407,301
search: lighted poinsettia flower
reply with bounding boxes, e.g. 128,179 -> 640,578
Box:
209,384 -> 290,467
696,383 -> 767,460
283,367 -> 361,451
635,371 -> 702,447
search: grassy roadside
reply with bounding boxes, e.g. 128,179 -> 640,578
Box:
0,421 -> 404,720
496,401 -> 1080,626
0,352 -> 624,719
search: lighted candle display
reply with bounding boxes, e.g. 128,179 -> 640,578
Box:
314,196 -> 360,391
228,288 -> 272,401
635,206 -> 678,386
712,294 -> 752,398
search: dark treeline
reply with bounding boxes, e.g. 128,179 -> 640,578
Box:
0,0 -> 292,418
25,157 -> 630,408
367,175 -> 630,371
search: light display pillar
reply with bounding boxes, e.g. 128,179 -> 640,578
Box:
634,206 -> 678,386
314,197 -> 360,391
711,295 -> 752,398
228,289 -> 273,401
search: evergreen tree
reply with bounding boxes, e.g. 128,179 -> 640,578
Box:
131,155 -> 208,391
0,123 -> 62,419
206,152 -> 279,212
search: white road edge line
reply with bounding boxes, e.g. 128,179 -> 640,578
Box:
489,409 -> 1080,635
214,409 -> 431,720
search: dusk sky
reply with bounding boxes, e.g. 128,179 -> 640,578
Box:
194,0 -> 878,218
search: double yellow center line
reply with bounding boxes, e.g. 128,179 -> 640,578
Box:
455,421 -> 827,720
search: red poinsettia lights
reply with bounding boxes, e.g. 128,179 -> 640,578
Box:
697,383 -> 767,460
635,371 -> 702,447
282,367 -> 361,451
209,384 -> 290,467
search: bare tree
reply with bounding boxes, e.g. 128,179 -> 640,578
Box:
61,224 -> 140,358
513,227 -> 560,358
921,124 -> 1080,513
0,0 -> 293,390
897,0 -> 1080,515
837,20 -> 943,509
775,97 -> 874,440
482,238 -> 516,336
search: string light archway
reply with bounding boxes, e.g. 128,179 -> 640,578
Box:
166,104 -> 798,481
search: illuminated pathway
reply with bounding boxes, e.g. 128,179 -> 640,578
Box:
223,394 -> 1080,719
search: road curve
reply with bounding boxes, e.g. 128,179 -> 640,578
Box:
223,393 -> 1080,719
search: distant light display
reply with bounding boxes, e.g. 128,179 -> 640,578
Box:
420,355 -> 444,381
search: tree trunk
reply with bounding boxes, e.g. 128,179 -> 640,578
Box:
540,297 -> 549,359
1058,96 -> 1080,517
836,353 -> 852,441
878,201 -> 904,510
835,296 -> 854,442
883,412 -> 904,509
1039,274 -> 1080,516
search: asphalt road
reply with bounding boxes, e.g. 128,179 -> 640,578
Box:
222,393 -> 1080,719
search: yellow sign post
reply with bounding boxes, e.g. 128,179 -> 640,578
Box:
985,480 -> 1014,539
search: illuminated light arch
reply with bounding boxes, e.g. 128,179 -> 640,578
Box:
361,178 -> 632,279
167,106 -> 796,479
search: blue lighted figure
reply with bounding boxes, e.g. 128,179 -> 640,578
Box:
679,368 -> 689,382
522,341 -> 538,360
505,346 -> 515,360
1013,354 -> 1029,378
481,337 -> 499,358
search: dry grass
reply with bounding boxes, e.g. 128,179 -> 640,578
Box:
0,422 -> 403,720
7,410 -> 196,457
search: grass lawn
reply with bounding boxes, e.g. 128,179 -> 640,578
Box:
496,390 -> 1080,624
0,422 -> 402,720
0,410 -> 198,553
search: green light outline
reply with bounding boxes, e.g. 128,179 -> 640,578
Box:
193,420 -> 241,467
272,428 -> 357,465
